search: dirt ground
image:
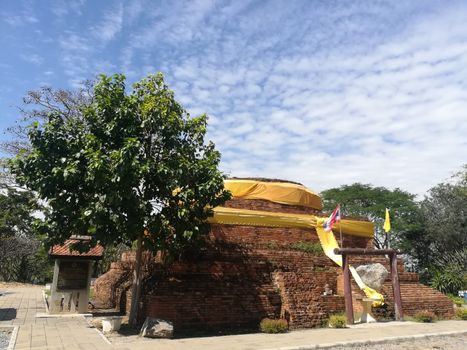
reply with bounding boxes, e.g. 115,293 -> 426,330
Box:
0,282 -> 41,289
333,333 -> 467,350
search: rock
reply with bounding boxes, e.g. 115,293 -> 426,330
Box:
356,263 -> 389,290
140,317 -> 173,339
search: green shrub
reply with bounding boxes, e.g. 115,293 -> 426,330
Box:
259,318 -> 288,333
413,310 -> 437,323
328,314 -> 347,328
447,294 -> 466,306
455,308 -> 467,320
265,241 -> 279,250
312,265 -> 331,272
289,241 -> 323,254
430,268 -> 465,294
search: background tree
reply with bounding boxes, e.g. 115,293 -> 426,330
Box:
12,73 -> 231,325
0,163 -> 52,283
320,168 -> 467,293
2,82 -> 94,156
415,166 -> 467,289
320,183 -> 422,249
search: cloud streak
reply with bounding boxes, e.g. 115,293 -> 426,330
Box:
91,2 -> 123,42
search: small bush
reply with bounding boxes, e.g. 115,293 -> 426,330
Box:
312,265 -> 331,272
328,314 -> 347,328
455,308 -> 467,320
259,318 -> 288,333
265,241 -> 279,250
430,269 -> 465,295
447,294 -> 466,306
413,310 -> 437,323
289,241 -> 323,254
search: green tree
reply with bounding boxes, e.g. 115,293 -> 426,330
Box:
419,167 -> 467,260
320,183 -> 422,250
12,73 -> 231,324
416,166 -> 467,287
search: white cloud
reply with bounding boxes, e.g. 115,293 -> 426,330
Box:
91,2 -> 124,42
1,0 -> 39,26
20,53 -> 43,65
51,0 -> 86,18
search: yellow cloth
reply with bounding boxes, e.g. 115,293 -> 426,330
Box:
224,179 -> 322,210
209,207 -> 374,237
315,218 -> 384,306
383,208 -> 391,233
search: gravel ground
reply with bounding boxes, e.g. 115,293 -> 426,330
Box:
0,329 -> 12,350
331,333 -> 467,350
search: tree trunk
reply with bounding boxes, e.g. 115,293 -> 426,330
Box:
129,233 -> 143,326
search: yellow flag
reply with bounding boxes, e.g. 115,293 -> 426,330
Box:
383,208 -> 391,233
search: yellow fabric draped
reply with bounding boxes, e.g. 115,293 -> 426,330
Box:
209,207 -> 374,237
224,179 -> 322,210
315,218 -> 384,306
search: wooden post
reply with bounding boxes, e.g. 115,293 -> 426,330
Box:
390,253 -> 403,320
342,253 -> 354,324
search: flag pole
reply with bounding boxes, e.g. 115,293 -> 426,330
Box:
339,204 -> 343,248
383,208 -> 391,249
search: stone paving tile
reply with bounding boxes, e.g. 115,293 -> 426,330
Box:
0,286 -> 110,350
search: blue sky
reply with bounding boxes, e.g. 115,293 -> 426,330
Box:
1,0 -> 466,197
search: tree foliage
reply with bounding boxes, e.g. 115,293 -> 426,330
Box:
419,168 -> 467,261
320,183 -> 421,249
12,73 -> 231,258
416,167 -> 467,286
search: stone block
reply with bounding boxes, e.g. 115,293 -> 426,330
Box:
356,263 -> 389,290
140,317 -> 173,339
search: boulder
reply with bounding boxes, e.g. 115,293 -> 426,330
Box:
356,263 -> 389,291
140,317 -> 173,338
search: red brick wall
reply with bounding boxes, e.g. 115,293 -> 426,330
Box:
223,198 -> 322,215
141,259 -> 282,329
274,271 -> 345,329
209,224 -> 372,250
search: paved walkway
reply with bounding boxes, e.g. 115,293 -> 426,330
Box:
1,285 -> 466,350
0,286 -> 107,349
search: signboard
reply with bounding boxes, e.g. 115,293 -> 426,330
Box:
57,261 -> 89,290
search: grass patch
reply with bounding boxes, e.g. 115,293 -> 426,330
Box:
289,241 -> 323,254
312,265 -> 331,272
259,318 -> 288,333
455,308 -> 467,320
413,310 -> 437,323
328,314 -> 347,328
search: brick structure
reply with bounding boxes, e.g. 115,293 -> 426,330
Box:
94,186 -> 454,332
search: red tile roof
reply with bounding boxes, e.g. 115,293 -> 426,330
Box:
49,239 -> 104,259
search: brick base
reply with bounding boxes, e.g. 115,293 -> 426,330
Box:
93,200 -> 454,330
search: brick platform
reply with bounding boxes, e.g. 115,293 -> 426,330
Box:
93,198 -> 454,331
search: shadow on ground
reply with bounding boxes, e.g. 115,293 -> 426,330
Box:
0,308 -> 17,321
